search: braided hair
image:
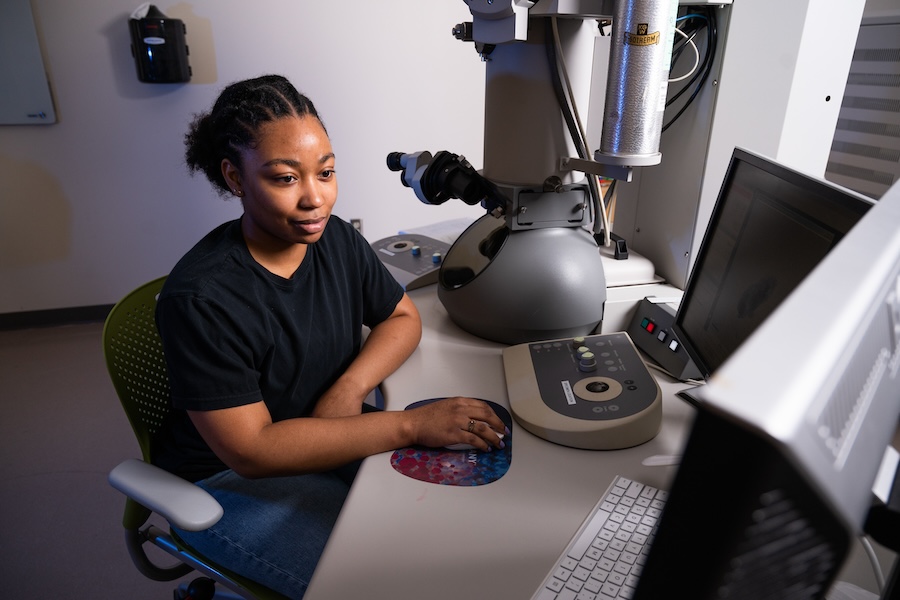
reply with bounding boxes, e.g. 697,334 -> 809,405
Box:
184,74 -> 325,196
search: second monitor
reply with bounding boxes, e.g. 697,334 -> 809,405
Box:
633,147 -> 874,382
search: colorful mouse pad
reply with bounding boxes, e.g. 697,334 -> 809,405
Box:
390,398 -> 512,486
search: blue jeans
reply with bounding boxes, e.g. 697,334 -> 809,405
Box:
173,461 -> 360,599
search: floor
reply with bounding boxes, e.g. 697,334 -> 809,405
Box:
0,322 -> 196,599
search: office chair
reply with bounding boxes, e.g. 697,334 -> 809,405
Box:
103,276 -> 289,600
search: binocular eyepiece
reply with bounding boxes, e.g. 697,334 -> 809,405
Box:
386,150 -> 505,213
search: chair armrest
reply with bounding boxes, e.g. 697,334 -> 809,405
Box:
109,458 -> 223,531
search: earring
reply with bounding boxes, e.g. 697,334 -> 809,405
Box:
233,189 -> 243,197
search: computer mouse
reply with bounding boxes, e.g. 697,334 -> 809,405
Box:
392,398 -> 513,486
444,423 -> 505,451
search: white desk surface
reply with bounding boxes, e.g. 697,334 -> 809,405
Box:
305,286 -> 698,600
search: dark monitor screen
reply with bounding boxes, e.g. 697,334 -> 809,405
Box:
674,148 -> 873,379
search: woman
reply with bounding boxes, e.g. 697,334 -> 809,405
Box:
154,75 -> 506,598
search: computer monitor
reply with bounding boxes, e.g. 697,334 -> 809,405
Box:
633,179 -> 900,599
674,148 -> 874,379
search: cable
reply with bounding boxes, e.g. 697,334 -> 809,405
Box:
670,15 -> 705,67
666,20 -> 710,107
545,17 -> 612,246
551,18 -> 589,153
667,11 -> 712,106
553,18 -> 611,244
669,26 -> 700,83
666,10 -> 713,101
859,536 -> 886,593
605,178 -> 617,227
544,20 -> 587,165
662,7 -> 718,133
676,13 -> 709,25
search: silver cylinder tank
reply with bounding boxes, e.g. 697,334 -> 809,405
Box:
598,0 -> 677,162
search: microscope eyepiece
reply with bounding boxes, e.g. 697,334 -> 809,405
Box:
386,152 -> 405,172
384,149 -> 506,213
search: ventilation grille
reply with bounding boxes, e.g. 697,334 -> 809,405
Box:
718,489 -> 839,599
815,277 -> 899,468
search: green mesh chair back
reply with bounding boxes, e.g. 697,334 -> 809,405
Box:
102,276 -> 170,463
103,277 -> 290,599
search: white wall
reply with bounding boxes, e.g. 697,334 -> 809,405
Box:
0,1 -> 487,314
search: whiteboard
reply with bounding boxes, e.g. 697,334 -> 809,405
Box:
0,0 -> 57,125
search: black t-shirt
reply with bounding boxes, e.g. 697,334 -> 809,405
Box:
153,216 -> 404,481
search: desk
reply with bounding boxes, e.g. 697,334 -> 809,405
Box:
305,286 -> 698,600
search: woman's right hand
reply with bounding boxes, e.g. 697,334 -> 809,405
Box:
405,397 -> 508,452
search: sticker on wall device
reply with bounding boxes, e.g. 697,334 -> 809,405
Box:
625,23 -> 660,46
390,398 -> 512,486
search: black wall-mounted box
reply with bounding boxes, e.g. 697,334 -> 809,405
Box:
129,5 -> 191,84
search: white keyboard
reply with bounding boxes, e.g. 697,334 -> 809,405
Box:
532,476 -> 668,600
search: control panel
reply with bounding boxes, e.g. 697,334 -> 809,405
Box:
503,332 -> 661,450
626,297 -> 702,381
372,234 -> 450,290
